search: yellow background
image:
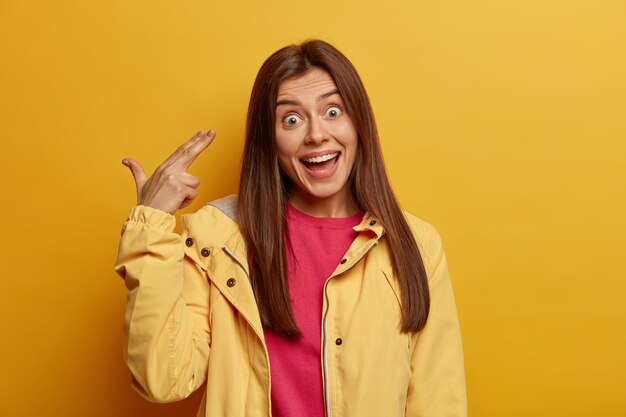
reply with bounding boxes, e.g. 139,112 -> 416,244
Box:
1,0 -> 624,416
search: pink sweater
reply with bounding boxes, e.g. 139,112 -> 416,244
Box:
263,204 -> 362,417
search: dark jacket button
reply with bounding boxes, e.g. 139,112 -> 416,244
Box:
369,220 -> 376,226
201,248 -> 211,257
335,338 -> 343,346
185,237 -> 194,247
340,259 -> 347,264
227,278 -> 236,287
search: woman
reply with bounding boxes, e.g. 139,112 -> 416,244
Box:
116,39 -> 466,417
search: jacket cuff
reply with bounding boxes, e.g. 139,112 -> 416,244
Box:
124,205 -> 176,233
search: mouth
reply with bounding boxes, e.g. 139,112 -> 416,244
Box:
300,152 -> 340,172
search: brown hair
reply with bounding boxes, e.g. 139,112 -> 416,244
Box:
238,39 -> 430,338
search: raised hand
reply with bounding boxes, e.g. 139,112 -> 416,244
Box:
122,130 -> 216,214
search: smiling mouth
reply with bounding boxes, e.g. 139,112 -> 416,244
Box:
300,152 -> 340,172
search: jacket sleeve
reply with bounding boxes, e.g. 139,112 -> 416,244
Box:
405,224 -> 467,417
114,205 -> 211,403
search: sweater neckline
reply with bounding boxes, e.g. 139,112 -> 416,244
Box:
286,204 -> 363,228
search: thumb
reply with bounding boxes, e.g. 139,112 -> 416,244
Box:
122,158 -> 148,194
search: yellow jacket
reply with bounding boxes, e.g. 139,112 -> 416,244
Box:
115,195 -> 466,417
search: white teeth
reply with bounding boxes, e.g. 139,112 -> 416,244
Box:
302,152 -> 339,163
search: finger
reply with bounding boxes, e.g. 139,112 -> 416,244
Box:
179,188 -> 199,210
179,173 -> 200,188
172,129 -> 216,170
122,158 -> 148,192
161,130 -> 205,167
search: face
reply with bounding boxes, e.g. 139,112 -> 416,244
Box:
275,67 -> 359,217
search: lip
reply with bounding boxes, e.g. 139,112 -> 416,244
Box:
299,150 -> 341,161
300,151 -> 341,179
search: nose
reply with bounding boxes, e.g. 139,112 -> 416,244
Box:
305,117 -> 329,144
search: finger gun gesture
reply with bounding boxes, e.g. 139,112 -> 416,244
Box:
122,130 -> 216,214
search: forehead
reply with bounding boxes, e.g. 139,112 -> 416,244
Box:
277,67 -> 338,100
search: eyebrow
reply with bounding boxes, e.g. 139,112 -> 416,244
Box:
276,89 -> 340,107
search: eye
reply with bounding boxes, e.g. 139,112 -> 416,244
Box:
326,106 -> 342,118
282,114 -> 302,127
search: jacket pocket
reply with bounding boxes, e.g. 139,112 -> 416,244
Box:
381,265 -> 403,309
381,265 -> 412,351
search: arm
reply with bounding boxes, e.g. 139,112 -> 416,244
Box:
115,205 -> 210,402
406,225 -> 467,417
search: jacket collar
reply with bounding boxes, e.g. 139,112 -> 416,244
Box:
353,212 -> 385,239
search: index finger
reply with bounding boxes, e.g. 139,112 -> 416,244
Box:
167,130 -> 216,170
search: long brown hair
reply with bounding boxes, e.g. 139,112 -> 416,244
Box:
238,39 -> 430,338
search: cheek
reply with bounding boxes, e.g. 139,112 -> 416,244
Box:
338,125 -> 359,155
343,135 -> 359,170
275,134 -> 299,168
336,118 -> 358,140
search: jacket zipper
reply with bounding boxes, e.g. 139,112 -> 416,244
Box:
322,241 -> 378,417
322,279 -> 332,417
